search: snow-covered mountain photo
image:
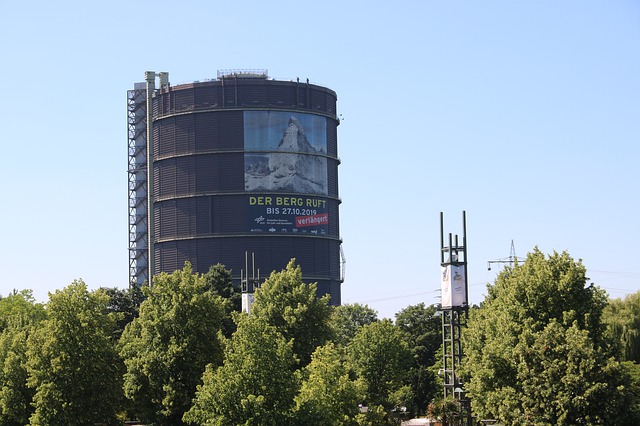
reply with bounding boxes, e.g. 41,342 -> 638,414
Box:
244,113 -> 328,194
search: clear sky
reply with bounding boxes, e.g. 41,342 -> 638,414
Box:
0,0 -> 638,319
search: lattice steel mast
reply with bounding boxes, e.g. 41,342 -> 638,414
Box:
127,84 -> 148,287
439,211 -> 472,425
128,72 -> 168,287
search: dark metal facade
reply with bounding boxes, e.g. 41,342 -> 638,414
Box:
149,75 -> 342,303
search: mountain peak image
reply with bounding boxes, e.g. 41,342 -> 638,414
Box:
245,115 -> 327,194
277,116 -> 315,153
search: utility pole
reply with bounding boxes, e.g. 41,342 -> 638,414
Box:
487,240 -> 518,271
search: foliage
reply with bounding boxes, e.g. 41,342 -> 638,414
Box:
348,319 -> 411,411
10,249 -> 640,424
354,404 -> 397,426
603,290 -> 640,362
623,361 -> 640,387
330,302 -> 379,347
427,396 -> 462,426
513,320 -> 638,424
0,289 -> 46,332
100,285 -> 145,339
622,361 -> 640,415
249,259 -> 333,367
293,342 -> 365,425
0,291 -> 47,425
0,328 -> 35,425
119,263 -> 226,425
26,280 -> 122,425
395,303 -> 441,366
462,248 -> 639,425
395,303 -> 442,416
203,263 -> 241,338
184,314 -> 300,426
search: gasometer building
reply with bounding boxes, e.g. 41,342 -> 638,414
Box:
127,70 -> 343,303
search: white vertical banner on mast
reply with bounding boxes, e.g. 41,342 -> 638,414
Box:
441,265 -> 466,308
242,293 -> 255,314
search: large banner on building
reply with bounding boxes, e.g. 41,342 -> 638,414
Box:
244,111 -> 328,195
248,195 -> 328,235
441,265 -> 467,308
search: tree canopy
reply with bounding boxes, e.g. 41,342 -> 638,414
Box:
348,319 -> 411,411
119,263 -> 227,425
462,248 -> 639,425
0,291 -> 47,425
249,259 -> 333,367
293,342 -> 364,425
100,285 -> 145,339
603,290 -> 640,363
185,315 -> 300,426
395,303 -> 442,416
203,263 -> 241,338
4,252 -> 640,424
0,290 -> 46,332
330,302 -> 379,347
26,281 -> 122,425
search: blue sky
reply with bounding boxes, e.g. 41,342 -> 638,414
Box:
0,0 -> 638,319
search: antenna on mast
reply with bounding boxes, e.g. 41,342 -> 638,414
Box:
241,251 -> 261,314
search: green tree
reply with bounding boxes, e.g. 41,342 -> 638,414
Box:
184,314 -> 300,426
462,248 -> 639,425
0,290 -> 46,332
26,280 -> 122,425
622,360 -> 640,411
427,396 -> 462,426
603,290 -> 640,362
249,259 -> 333,367
0,329 -> 32,426
395,303 -> 441,416
101,285 -> 145,339
119,263 -> 226,425
0,290 -> 47,425
514,320 -> 638,424
330,303 -> 379,347
356,405 -> 399,426
348,319 -> 411,413
293,342 -> 365,425
203,263 -> 240,338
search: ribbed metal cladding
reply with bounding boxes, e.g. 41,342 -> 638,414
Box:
151,76 -> 342,304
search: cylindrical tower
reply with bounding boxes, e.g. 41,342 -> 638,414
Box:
142,70 -> 342,303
